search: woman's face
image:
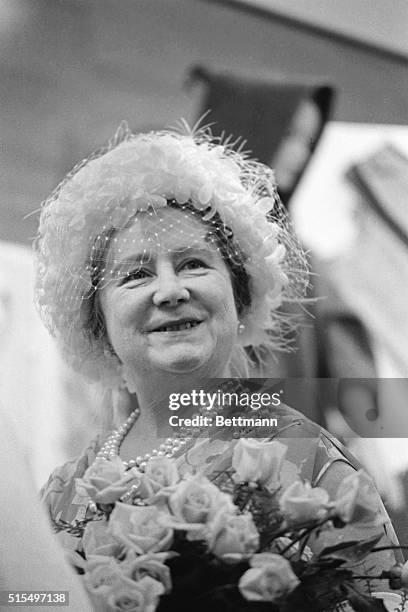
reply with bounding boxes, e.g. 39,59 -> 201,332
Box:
99,207 -> 239,383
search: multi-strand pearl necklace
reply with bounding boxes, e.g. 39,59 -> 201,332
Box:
95,407 -> 195,472
95,380 -> 251,473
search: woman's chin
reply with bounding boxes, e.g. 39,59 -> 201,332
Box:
156,354 -> 209,375
149,345 -> 220,376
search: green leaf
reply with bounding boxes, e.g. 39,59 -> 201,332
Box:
318,533 -> 383,563
348,591 -> 388,611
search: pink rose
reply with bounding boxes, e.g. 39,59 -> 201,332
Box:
334,470 -> 384,526
232,439 -> 287,489
239,553 -> 300,603
109,502 -> 173,554
76,456 -> 141,504
207,510 -> 259,559
279,481 -> 330,524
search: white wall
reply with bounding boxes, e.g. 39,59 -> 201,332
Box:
230,0 -> 408,57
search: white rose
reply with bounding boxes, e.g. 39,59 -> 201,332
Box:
123,553 -> 172,594
168,474 -> 235,536
232,439 -> 287,489
82,520 -> 123,558
139,457 -> 179,500
105,575 -> 164,612
334,470 -> 384,526
145,457 -> 179,488
109,503 -> 173,554
239,553 -> 300,603
84,555 -> 123,594
279,480 -> 330,524
207,510 -> 259,559
76,456 -> 141,504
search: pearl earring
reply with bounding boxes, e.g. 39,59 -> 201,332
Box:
238,322 -> 245,335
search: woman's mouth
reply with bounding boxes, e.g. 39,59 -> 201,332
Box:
150,320 -> 202,333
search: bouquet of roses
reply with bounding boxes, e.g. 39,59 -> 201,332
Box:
57,439 -> 408,612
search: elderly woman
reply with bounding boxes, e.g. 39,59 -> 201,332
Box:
36,124 -> 400,609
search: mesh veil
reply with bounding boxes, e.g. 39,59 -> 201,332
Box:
35,122 -> 308,386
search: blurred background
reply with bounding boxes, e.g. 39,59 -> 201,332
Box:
1,0 -> 408,539
2,0 -> 408,245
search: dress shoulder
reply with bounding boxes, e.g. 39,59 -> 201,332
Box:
41,435 -> 101,526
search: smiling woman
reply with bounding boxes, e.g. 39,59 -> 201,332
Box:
98,206 -> 239,387
36,123 -> 307,390
35,123 -> 401,611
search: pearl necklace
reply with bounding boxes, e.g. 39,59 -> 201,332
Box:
95,380 -> 251,475
96,407 -> 193,472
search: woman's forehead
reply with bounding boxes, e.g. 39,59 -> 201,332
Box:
109,206 -> 218,260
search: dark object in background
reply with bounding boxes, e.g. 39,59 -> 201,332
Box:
348,143 -> 408,249
186,65 -> 333,415
318,313 -> 377,379
188,65 -> 335,205
318,312 -> 379,429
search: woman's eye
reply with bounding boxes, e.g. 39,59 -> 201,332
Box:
119,268 -> 151,285
180,258 -> 208,271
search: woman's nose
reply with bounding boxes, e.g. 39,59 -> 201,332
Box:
152,268 -> 190,307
